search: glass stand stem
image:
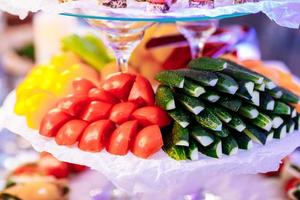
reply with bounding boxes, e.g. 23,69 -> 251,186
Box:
177,20 -> 219,59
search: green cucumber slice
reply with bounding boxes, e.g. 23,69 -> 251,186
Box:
178,69 -> 218,87
210,106 -> 232,123
228,115 -> 246,132
264,78 -> 276,90
287,120 -> 295,134
250,90 -> 260,106
155,85 -> 175,110
213,126 -> 230,138
273,101 -> 291,115
260,93 -> 275,111
238,103 -> 259,119
294,115 -> 300,130
171,122 -> 189,146
163,145 -> 187,160
201,90 -> 220,103
155,71 -> 185,88
186,139 -> 199,161
266,130 -> 274,142
195,109 -> 222,131
291,108 -> 297,118
182,79 -> 206,97
168,107 -> 190,128
255,83 -> 266,92
198,138 -> 222,158
221,60 -> 264,84
274,125 -> 287,139
232,132 -> 253,150
236,81 -> 254,100
215,72 -> 239,95
251,113 -> 273,131
188,57 -> 227,71
190,125 -> 215,147
176,93 -> 204,115
270,115 -> 284,129
268,87 -> 283,99
280,88 -> 300,104
218,97 -> 242,112
243,125 -> 267,145
222,135 -> 239,156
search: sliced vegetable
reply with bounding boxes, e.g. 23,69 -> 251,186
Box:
294,115 -> 300,130
168,107 -> 190,128
274,125 -> 287,139
132,125 -> 163,159
243,125 -> 267,145
287,120 -> 295,134
215,72 -> 238,95
56,95 -> 91,117
155,71 -> 185,88
186,140 -> 199,160
222,135 -> 238,156
268,87 -> 283,99
236,81 -> 254,100
171,122 -> 189,146
155,85 -> 175,110
232,132 -> 253,150
88,88 -> 120,104
250,90 -> 260,106
182,79 -> 205,97
72,78 -> 96,95
266,130 -> 274,142
218,97 -> 242,112
163,144 -> 187,161
178,69 -> 218,87
238,103 -> 259,119
195,109 -> 222,131
273,101 -> 291,115
132,106 -> 171,127
81,101 -> 112,122
213,126 -> 230,137
201,90 -> 220,103
255,83 -> 265,92
264,78 -> 276,90
280,88 -> 300,104
270,115 -> 284,129
228,115 -> 246,132
188,57 -> 227,71
190,125 -> 215,147
198,138 -> 222,158
260,93 -> 275,111
176,93 -> 204,115
210,106 -> 232,123
291,108 -> 297,118
109,102 -> 137,124
251,113 -> 273,131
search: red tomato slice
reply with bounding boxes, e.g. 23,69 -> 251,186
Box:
79,120 -> 115,152
101,73 -> 136,101
109,102 -> 138,125
55,119 -> 89,145
38,155 -> 70,179
56,95 -> 91,116
68,163 -> 88,173
128,75 -> 155,107
131,125 -> 163,159
40,108 -> 72,137
107,120 -> 139,155
132,106 -> 171,127
88,88 -> 120,104
73,78 -> 96,95
81,101 -> 113,122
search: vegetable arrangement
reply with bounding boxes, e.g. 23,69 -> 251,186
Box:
39,73 -> 171,159
155,57 -> 300,160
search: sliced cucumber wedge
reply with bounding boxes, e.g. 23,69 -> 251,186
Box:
201,90 -> 220,103
268,87 -> 283,99
287,120 -> 295,134
238,103 -> 259,119
168,108 -> 190,128
243,125 -> 267,145
182,79 -> 206,97
176,93 -> 204,115
198,138 -> 222,158
266,130 -> 274,142
255,83 -> 265,92
213,126 -> 230,138
228,115 -> 246,132
270,115 -> 284,129
155,85 -> 175,110
188,57 -> 227,71
294,115 -> 300,131
237,81 -> 254,100
260,93 -> 275,111
251,113 -> 273,132
273,101 -> 291,115
195,109 -> 222,131
163,145 -> 187,161
222,135 -> 239,156
190,125 -> 215,147
291,108 -> 297,118
215,72 -> 239,95
232,132 -> 253,150
210,106 -> 232,123
171,122 -> 189,146
178,69 -> 218,87
250,90 -> 260,106
274,125 -> 287,139
280,88 -> 300,104
218,97 -> 242,112
155,71 -> 185,88
264,78 -> 276,90
186,139 -> 199,161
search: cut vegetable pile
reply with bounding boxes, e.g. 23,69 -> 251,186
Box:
39,73 -> 171,159
155,57 -> 300,160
